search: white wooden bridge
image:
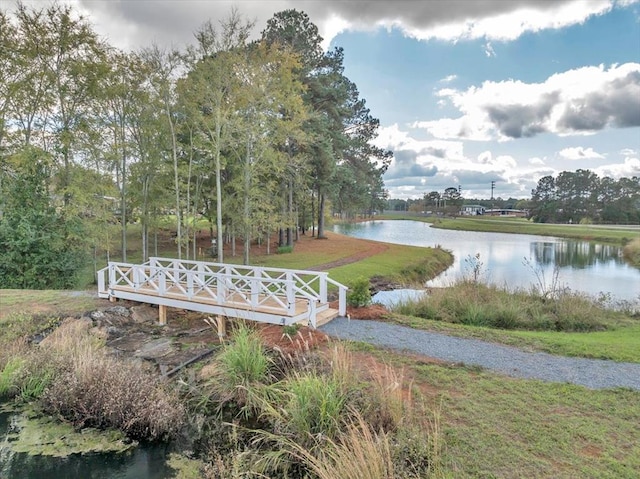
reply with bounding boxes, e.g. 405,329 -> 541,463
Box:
97,257 -> 348,330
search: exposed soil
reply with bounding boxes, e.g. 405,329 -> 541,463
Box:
191,229 -> 389,270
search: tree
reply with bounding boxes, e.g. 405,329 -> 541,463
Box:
231,41 -> 307,264
0,147 -> 88,288
530,175 -> 558,223
178,13 -> 255,262
262,11 -> 390,239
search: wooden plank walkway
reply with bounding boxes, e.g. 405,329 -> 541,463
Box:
97,257 -> 347,329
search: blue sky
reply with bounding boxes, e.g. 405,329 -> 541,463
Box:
12,0 -> 640,199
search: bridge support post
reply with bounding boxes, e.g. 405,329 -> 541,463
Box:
216,315 -> 226,340
159,305 -> 167,325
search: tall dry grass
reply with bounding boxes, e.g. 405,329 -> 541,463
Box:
394,281 -> 634,331
22,318 -> 186,441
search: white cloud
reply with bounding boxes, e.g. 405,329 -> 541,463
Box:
414,63 -> 640,141
373,0 -> 618,43
9,0 -> 636,52
439,74 -> 458,83
594,157 -> 640,178
529,157 -> 546,165
559,147 -> 605,160
484,42 -> 496,57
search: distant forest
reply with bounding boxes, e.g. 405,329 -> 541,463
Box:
388,170 -> 640,224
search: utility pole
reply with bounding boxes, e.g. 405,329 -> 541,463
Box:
490,180 -> 495,200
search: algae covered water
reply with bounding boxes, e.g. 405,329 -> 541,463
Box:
0,408 -> 174,479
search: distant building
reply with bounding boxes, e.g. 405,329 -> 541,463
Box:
460,204 -> 485,215
484,208 -> 528,217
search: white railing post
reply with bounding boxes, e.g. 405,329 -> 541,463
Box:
108,263 -> 115,289
133,266 -> 140,290
197,262 -> 205,286
158,267 -> 166,295
252,268 -> 261,308
186,269 -> 194,299
217,272 -> 227,304
97,268 -> 106,296
319,274 -> 327,303
308,300 -> 317,328
287,274 -> 296,315
339,286 -> 347,316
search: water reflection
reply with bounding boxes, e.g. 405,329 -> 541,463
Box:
332,220 -> 639,304
531,241 -> 623,268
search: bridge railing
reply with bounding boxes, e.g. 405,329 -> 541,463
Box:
97,257 -> 348,323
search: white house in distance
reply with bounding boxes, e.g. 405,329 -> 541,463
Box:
460,204 -> 485,215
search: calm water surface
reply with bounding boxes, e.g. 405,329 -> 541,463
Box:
333,220 -> 640,305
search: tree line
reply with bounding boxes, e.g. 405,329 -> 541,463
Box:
0,4 -> 390,288
529,170 -> 639,224
386,171 -> 639,224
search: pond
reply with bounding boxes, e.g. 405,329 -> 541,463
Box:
333,220 -> 640,305
0,408 -> 174,479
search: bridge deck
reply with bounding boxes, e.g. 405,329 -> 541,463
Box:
98,258 -> 347,328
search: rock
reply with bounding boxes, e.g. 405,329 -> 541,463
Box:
105,306 -> 130,317
135,338 -> 174,360
130,305 -> 157,324
89,310 -> 105,320
106,326 -> 121,340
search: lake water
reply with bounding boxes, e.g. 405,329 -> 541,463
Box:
333,220 -> 640,305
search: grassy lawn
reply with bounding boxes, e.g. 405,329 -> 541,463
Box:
0,289 -> 104,321
389,315 -> 640,363
344,343 -> 640,479
423,362 -> 640,478
389,281 -> 640,363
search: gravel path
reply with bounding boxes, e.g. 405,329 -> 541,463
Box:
320,318 -> 640,390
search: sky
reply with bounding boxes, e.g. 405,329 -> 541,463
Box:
7,0 -> 640,200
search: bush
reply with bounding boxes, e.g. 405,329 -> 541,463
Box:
277,245 -> 294,254
622,237 -> 640,268
347,277 -> 371,307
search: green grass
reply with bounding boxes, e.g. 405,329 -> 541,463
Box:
348,343 -> 640,479
328,244 -> 452,286
0,290 -> 101,321
424,364 -> 640,479
390,315 -> 640,363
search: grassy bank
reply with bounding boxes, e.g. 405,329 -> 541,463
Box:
375,212 -> 640,245
390,281 -> 640,362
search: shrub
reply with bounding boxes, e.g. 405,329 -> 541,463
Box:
622,237 -> 640,267
277,245 -> 294,254
347,277 -> 371,307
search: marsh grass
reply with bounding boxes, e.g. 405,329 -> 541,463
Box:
394,281 -> 635,332
199,323 -> 273,420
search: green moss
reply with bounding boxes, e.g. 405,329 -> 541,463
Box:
0,405 -> 135,457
